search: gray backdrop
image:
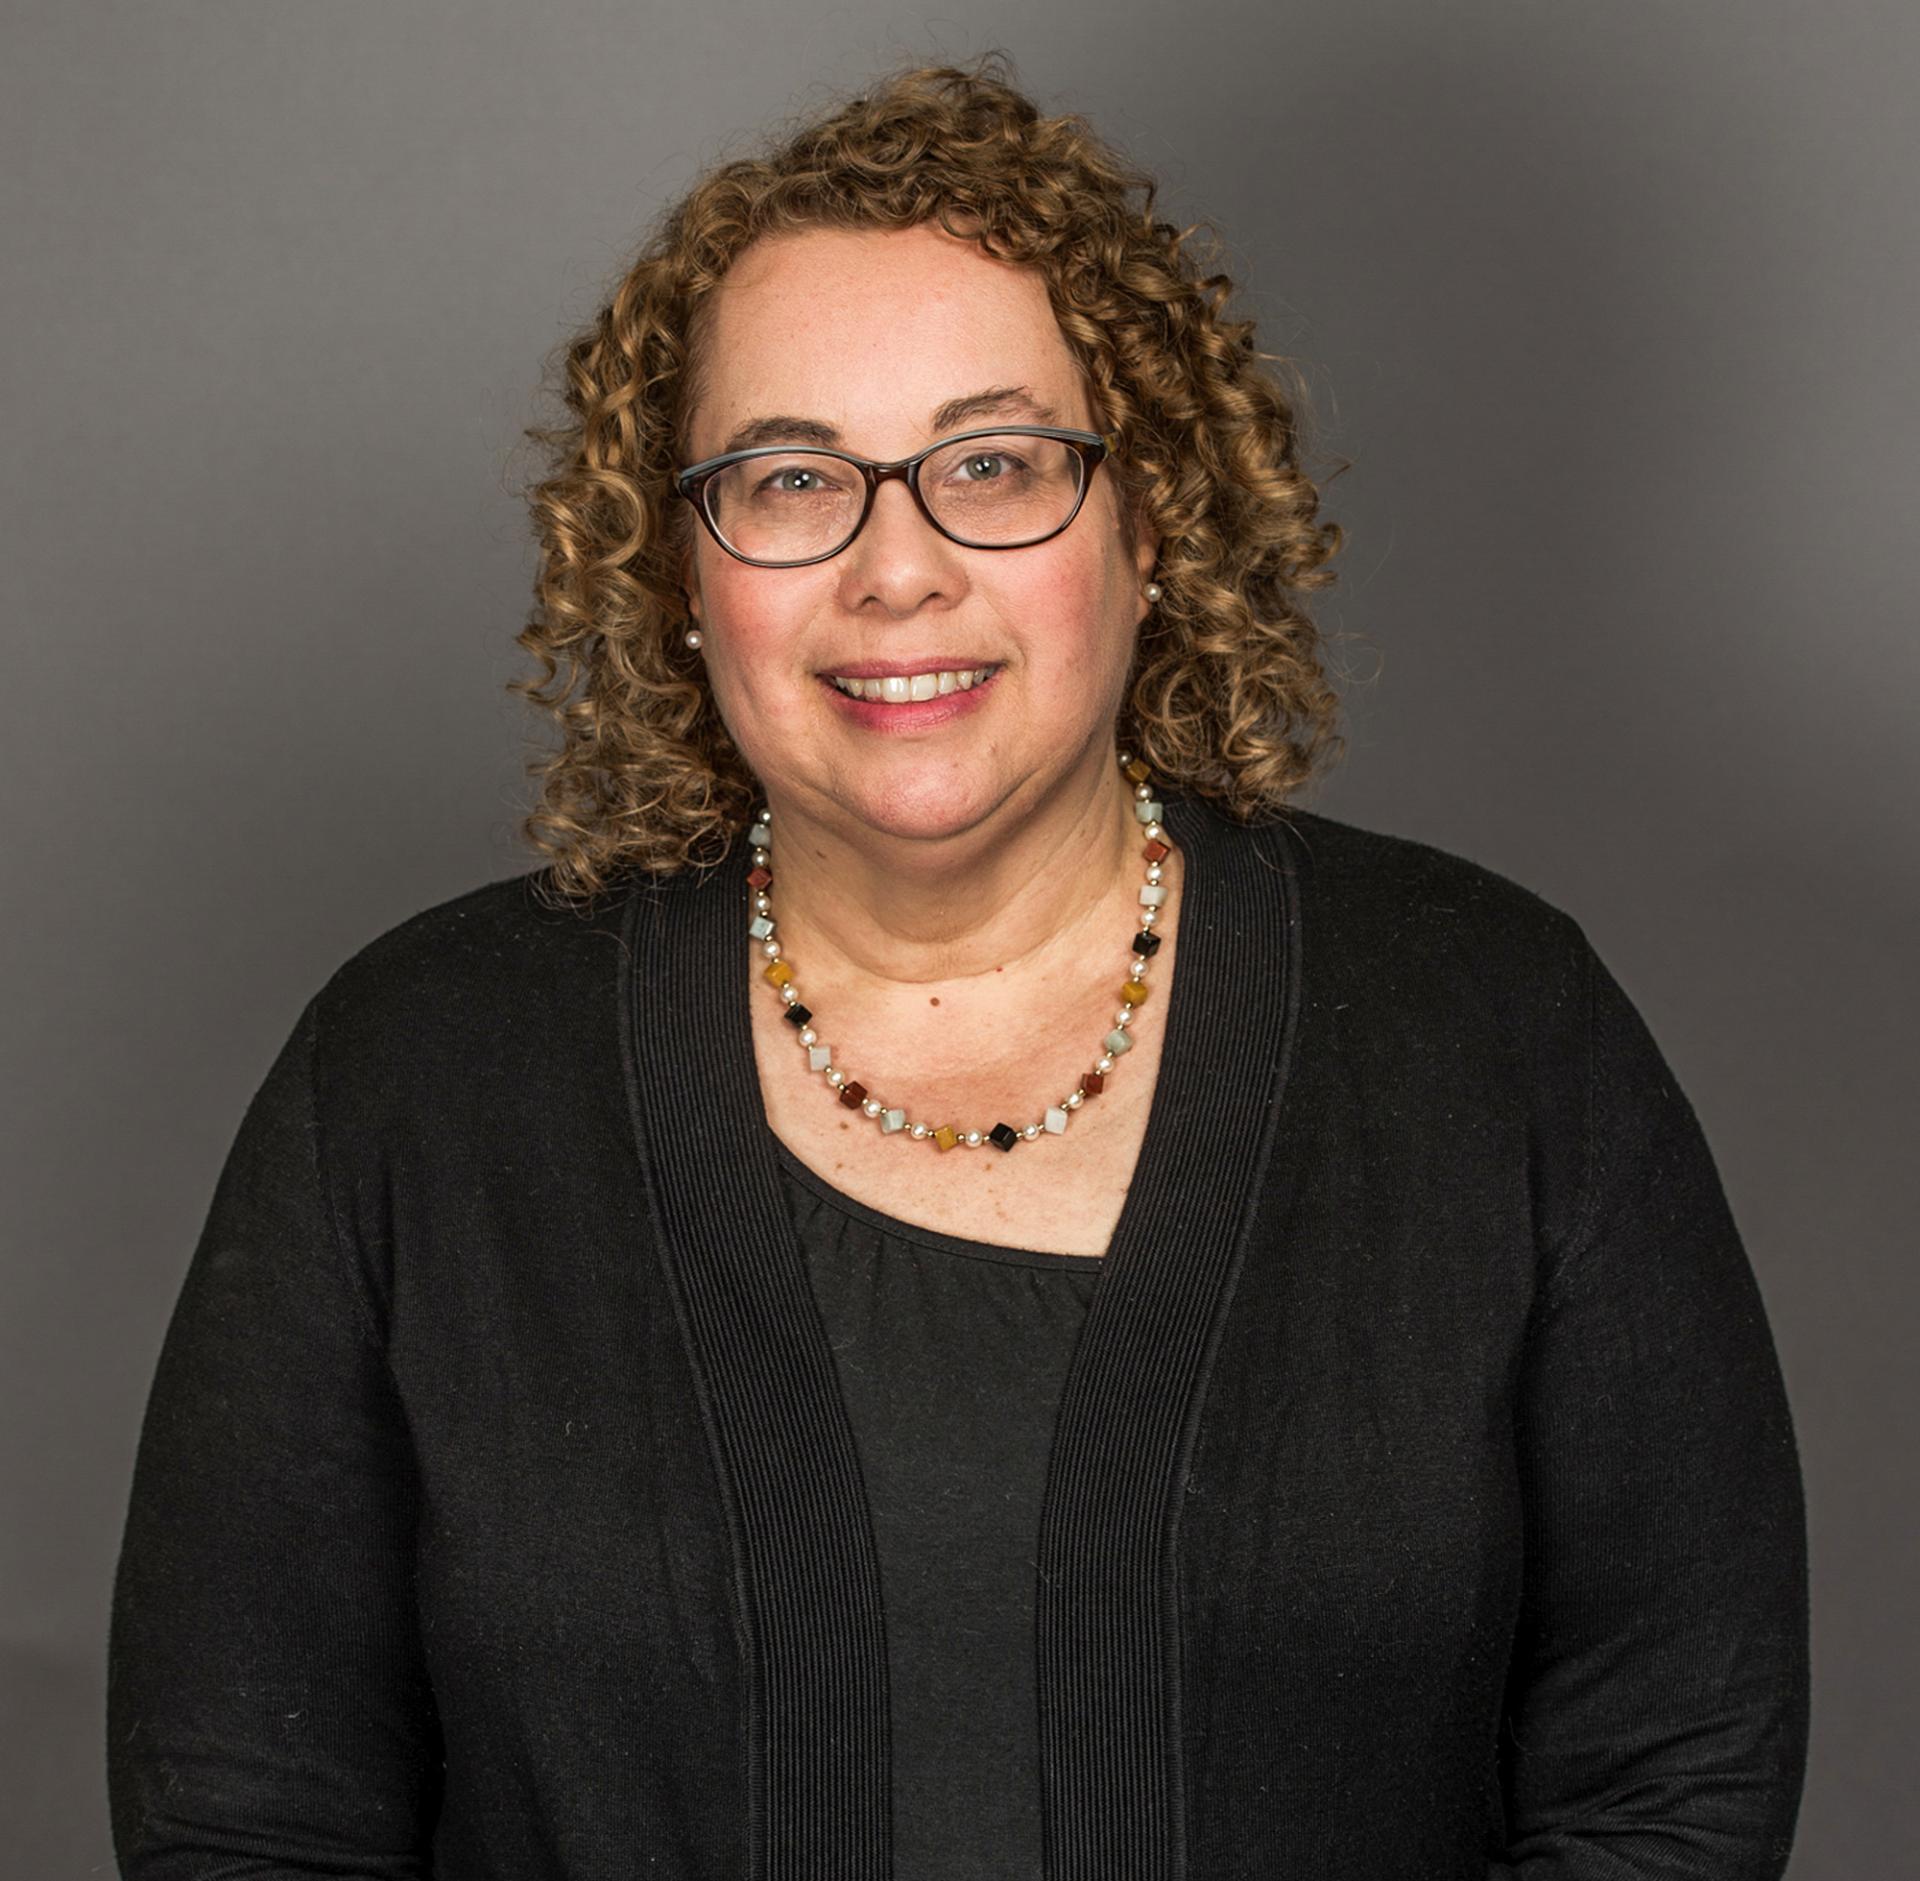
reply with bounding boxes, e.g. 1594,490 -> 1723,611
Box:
4,1 -> 1912,1871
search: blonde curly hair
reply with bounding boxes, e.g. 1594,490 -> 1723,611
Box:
512,51 -> 1349,903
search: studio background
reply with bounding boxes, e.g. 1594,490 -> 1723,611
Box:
3,1 -> 1913,1871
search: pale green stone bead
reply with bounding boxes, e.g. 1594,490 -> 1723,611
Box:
1133,800 -> 1164,824
808,1046 -> 832,1072
881,1109 -> 907,1133
748,915 -> 774,941
1044,1106 -> 1068,1134
1104,1028 -> 1134,1055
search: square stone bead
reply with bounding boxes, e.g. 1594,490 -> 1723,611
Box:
748,915 -> 774,941
746,866 -> 772,889
933,1125 -> 959,1151
783,1004 -> 812,1027
1124,758 -> 1150,782
1044,1106 -> 1068,1134
1142,839 -> 1169,863
764,960 -> 793,986
1133,799 -> 1164,824
1104,1028 -> 1134,1055
989,1122 -> 1019,1151
881,1108 -> 907,1133
1132,930 -> 1162,957
1083,1071 -> 1105,1095
1120,979 -> 1149,1006
748,824 -> 772,849
839,1081 -> 867,1109
808,1045 -> 832,1071
1139,883 -> 1168,907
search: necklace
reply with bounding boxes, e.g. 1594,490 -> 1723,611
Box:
744,751 -> 1172,1152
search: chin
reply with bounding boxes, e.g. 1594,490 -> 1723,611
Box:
835,770 -> 1007,847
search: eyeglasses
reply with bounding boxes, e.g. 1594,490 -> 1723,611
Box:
674,424 -> 1116,568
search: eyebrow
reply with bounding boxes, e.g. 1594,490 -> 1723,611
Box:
716,386 -> 1061,458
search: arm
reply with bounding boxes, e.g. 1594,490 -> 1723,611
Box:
108,996 -> 442,1877
1492,936 -> 1810,1878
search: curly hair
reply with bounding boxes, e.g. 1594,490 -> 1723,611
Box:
511,50 -> 1350,905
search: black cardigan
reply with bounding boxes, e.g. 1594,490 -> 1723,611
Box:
106,797 -> 1810,1879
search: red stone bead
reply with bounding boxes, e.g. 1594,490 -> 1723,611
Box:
839,1081 -> 867,1109
1142,839 -> 1169,863
1083,1071 -> 1105,1096
747,866 -> 772,889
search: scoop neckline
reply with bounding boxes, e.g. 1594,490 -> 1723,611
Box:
769,1135 -> 1107,1272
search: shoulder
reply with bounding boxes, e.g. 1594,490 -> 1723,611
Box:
1232,802 -> 1598,1036
1207,800 -> 1590,959
298,864 -> 682,1116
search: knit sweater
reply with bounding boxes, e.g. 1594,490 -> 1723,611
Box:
106,796 -> 1811,1879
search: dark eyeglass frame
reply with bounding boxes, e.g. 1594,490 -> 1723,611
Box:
673,424 -> 1117,568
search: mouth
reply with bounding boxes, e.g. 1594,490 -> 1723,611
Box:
819,663 -> 1001,703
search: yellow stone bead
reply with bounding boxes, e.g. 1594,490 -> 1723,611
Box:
1124,758 -> 1150,782
764,960 -> 793,987
933,1125 -> 959,1152
1121,979 -> 1149,1005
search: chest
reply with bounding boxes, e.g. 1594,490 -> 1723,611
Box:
749,974 -> 1163,1259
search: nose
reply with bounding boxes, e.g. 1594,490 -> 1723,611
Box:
836,472 -> 965,617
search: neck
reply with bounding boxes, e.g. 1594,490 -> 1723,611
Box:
755,745 -> 1145,994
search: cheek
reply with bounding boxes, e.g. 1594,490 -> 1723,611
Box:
1009,542 -> 1136,686
698,557 -> 818,689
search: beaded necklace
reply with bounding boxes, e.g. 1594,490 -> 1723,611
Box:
745,751 -> 1172,1152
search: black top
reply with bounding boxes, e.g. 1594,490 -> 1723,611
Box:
105,799 -> 1810,1879
774,1138 -> 1102,1881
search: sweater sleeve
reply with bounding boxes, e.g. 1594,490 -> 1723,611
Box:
1491,933 -> 1810,1880
107,995 -> 441,1877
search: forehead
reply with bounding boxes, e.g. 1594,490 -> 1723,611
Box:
687,223 -> 1087,458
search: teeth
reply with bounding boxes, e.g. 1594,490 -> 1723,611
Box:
827,666 -> 995,702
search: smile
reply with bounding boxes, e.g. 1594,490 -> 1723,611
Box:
823,665 -> 999,703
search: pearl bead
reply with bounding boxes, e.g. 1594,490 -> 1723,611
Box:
964,1131 -> 983,1148
1096,1054 -> 1115,1074
826,1068 -> 844,1088
1022,1124 -> 1040,1140
799,1027 -> 817,1046
1131,956 -> 1148,974
781,984 -> 798,1002
1144,823 -> 1162,841
910,1123 -> 929,1140
1141,906 -> 1159,925
862,1099 -> 882,1118
1135,782 -> 1153,800
1146,865 -> 1163,884
761,939 -> 781,959
1065,1091 -> 1083,1109
754,894 -> 770,913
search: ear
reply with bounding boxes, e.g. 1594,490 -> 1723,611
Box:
1127,498 -> 1161,616
679,535 -> 703,624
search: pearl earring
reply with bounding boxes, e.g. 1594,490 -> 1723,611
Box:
684,627 -> 703,649
1144,582 -> 1163,604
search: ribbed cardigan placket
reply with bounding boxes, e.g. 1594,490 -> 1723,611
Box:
620,794 -> 1304,1881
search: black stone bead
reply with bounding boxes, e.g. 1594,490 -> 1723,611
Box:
783,1004 -> 812,1027
1133,930 -> 1162,957
989,1122 -> 1020,1151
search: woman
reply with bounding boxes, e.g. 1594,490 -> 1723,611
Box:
107,57 -> 1809,1881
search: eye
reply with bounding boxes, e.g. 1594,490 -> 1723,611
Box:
952,451 -> 1026,481
757,466 -> 824,494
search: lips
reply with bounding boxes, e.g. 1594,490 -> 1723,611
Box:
823,664 -> 998,703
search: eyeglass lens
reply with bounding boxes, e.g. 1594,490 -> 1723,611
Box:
702,432 -> 1086,563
